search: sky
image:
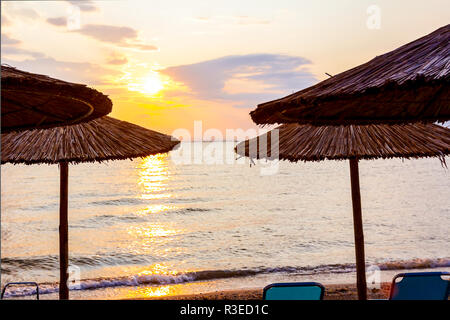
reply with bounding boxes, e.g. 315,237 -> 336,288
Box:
2,0 -> 450,138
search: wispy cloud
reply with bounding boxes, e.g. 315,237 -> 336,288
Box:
119,42 -> 158,51
1,15 -> 12,27
1,34 -> 21,45
52,23 -> 160,51
161,54 -> 316,108
74,24 -> 138,43
106,52 -> 128,65
1,47 -> 46,59
47,16 -> 67,27
1,6 -> 39,30
66,0 -> 98,13
8,7 -> 40,20
2,56 -> 121,86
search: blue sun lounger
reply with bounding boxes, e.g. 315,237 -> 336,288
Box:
389,272 -> 450,300
263,282 -> 325,300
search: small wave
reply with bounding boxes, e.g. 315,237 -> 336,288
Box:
170,197 -> 209,204
184,207 -> 211,212
20,203 -> 58,212
175,207 -> 213,214
1,270 -> 261,298
1,253 -> 154,272
89,198 -> 146,206
377,258 -> 450,270
2,258 -> 448,297
1,256 -> 58,272
89,198 -> 210,206
72,214 -> 147,228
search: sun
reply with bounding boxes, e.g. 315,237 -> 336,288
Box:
125,68 -> 179,97
142,72 -> 164,95
127,71 -> 165,96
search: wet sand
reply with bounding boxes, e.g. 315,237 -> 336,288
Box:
139,283 -> 392,300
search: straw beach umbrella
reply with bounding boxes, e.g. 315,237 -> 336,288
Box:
1,65 -> 113,133
250,25 -> 450,126
236,122 -> 450,300
1,116 -> 180,299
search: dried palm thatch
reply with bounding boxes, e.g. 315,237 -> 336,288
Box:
1,116 -> 180,165
236,123 -> 450,162
250,24 -> 450,125
1,65 -> 113,133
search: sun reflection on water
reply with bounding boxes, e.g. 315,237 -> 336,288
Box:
127,224 -> 180,240
125,285 -> 175,298
126,223 -> 183,256
135,204 -> 176,216
140,193 -> 172,200
138,154 -> 172,200
123,264 -> 185,299
138,263 -> 177,276
126,154 -> 182,256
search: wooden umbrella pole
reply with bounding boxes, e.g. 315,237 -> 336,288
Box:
349,158 -> 367,300
59,161 -> 69,300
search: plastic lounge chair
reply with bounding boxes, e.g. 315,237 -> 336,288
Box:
1,282 -> 40,300
263,282 -> 325,300
389,272 -> 450,300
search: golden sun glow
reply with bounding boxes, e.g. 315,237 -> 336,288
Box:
127,71 -> 166,96
120,64 -> 189,104
142,72 -> 164,95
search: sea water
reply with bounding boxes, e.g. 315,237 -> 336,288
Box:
1,142 -> 449,299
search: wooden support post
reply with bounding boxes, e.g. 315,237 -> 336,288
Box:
59,162 -> 69,300
349,158 -> 367,300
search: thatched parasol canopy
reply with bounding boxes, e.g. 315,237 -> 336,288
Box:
250,24 -> 450,125
1,116 -> 180,165
1,65 -> 113,133
236,123 -> 450,162
236,123 -> 449,300
1,116 -> 179,300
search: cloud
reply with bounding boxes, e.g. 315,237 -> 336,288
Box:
45,19 -> 159,52
66,0 -> 98,12
2,57 -> 121,86
161,54 -> 316,108
1,46 -> 46,59
1,15 -> 12,27
106,52 -> 128,65
106,57 -> 128,65
10,8 -> 40,20
74,24 -> 137,43
71,24 -> 158,51
119,42 -> 158,51
1,2 -> 40,27
47,16 -> 67,27
1,34 -> 21,45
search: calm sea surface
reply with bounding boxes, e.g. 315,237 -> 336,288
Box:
1,142 -> 449,299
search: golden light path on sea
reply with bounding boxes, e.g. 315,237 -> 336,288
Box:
123,154 -> 186,292
138,154 -> 170,193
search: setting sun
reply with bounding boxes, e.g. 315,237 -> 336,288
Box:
143,72 -> 164,95
127,71 -> 165,96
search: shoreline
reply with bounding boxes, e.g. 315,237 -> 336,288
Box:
4,265 -> 449,299
134,283 -> 392,300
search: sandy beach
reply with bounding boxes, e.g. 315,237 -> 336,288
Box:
138,283 -> 392,300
